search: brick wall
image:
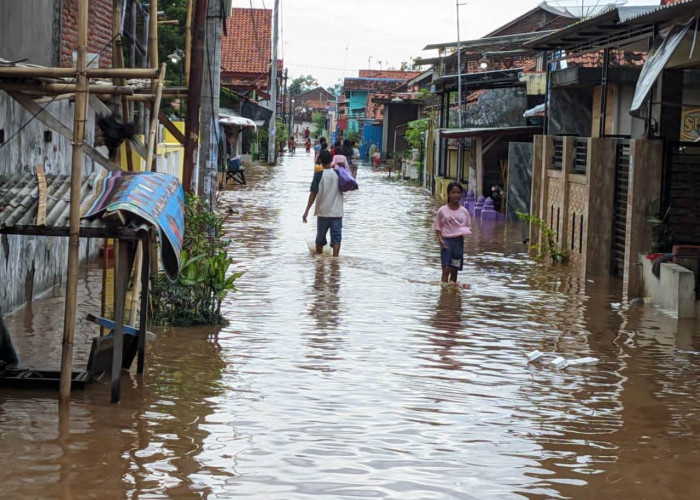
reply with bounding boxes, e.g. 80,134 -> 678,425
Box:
60,0 -> 113,68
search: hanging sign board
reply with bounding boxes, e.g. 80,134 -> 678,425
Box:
681,107 -> 700,142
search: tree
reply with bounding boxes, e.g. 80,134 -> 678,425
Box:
289,75 -> 319,97
326,82 -> 343,97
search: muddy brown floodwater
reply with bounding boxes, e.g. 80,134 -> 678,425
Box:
1,152 -> 700,499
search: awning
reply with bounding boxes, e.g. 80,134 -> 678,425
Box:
526,1 -> 700,55
219,114 -> 258,129
631,17 -> 696,116
440,125 -> 540,139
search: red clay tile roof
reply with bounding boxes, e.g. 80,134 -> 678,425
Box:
566,50 -> 646,68
222,8 -> 271,75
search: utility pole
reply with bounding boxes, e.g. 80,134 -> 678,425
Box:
183,0 -> 207,193
456,1 -> 464,130
281,68 -> 288,138
456,1 -> 466,184
198,0 -> 224,207
267,0 -> 280,165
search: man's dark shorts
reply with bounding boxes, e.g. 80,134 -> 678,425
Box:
316,217 -> 342,247
440,236 -> 464,270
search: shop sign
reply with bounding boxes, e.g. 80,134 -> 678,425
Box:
681,107 -> 700,141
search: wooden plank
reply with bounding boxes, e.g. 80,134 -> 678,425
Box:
86,313 -> 140,337
4,90 -> 121,172
158,109 -> 186,144
35,165 -> 47,226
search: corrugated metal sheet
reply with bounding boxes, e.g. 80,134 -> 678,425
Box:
0,171 -> 107,231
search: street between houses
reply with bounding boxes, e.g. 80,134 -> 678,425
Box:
1,153 -> 699,498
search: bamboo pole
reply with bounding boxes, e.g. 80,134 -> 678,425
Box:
146,63 -> 167,172
100,239 -> 109,337
111,240 -> 130,403
149,0 -> 159,68
0,67 -> 159,78
128,243 -> 143,326
113,0 -> 135,172
127,61 -> 164,324
59,0 -> 89,403
0,82 -> 134,95
137,238 -> 150,374
185,0 -> 193,88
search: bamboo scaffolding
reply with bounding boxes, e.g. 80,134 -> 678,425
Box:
0,0 -> 191,402
0,67 -> 159,79
59,0 -> 89,402
113,0 -> 135,172
1,82 -> 135,95
5,91 -> 121,172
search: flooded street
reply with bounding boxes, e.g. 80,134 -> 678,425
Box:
2,152 -> 700,499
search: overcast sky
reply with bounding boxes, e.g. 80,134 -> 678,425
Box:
231,0 -> 661,87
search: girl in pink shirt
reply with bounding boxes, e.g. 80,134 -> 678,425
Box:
434,182 -> 472,284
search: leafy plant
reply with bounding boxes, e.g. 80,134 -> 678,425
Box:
311,111 -> 327,137
404,118 -> 429,150
645,199 -> 673,253
150,194 -> 243,326
516,211 -> 568,263
344,130 -> 360,144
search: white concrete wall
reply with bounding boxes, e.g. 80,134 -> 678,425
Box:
642,257 -> 696,319
617,85 -> 646,138
0,91 -> 101,313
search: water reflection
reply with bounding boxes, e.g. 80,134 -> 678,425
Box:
308,257 -> 342,331
1,155 -> 699,499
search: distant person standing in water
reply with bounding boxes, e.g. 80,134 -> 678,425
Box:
434,182 -> 472,284
351,141 -> 360,178
303,150 -> 344,257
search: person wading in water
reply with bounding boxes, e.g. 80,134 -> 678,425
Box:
303,150 -> 345,257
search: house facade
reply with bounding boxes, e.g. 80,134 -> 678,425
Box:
526,0 -> 700,314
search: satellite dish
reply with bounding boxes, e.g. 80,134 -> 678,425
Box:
539,0 -> 628,20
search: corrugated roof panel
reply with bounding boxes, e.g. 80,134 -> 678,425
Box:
0,171 -> 106,231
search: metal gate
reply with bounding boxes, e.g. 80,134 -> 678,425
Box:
361,123 -> 383,159
663,142 -> 700,245
611,139 -> 630,277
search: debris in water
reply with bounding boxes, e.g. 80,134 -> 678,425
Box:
550,356 -> 568,370
527,350 -> 544,363
567,357 -> 599,366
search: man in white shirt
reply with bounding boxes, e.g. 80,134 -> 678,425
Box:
303,150 -> 344,256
